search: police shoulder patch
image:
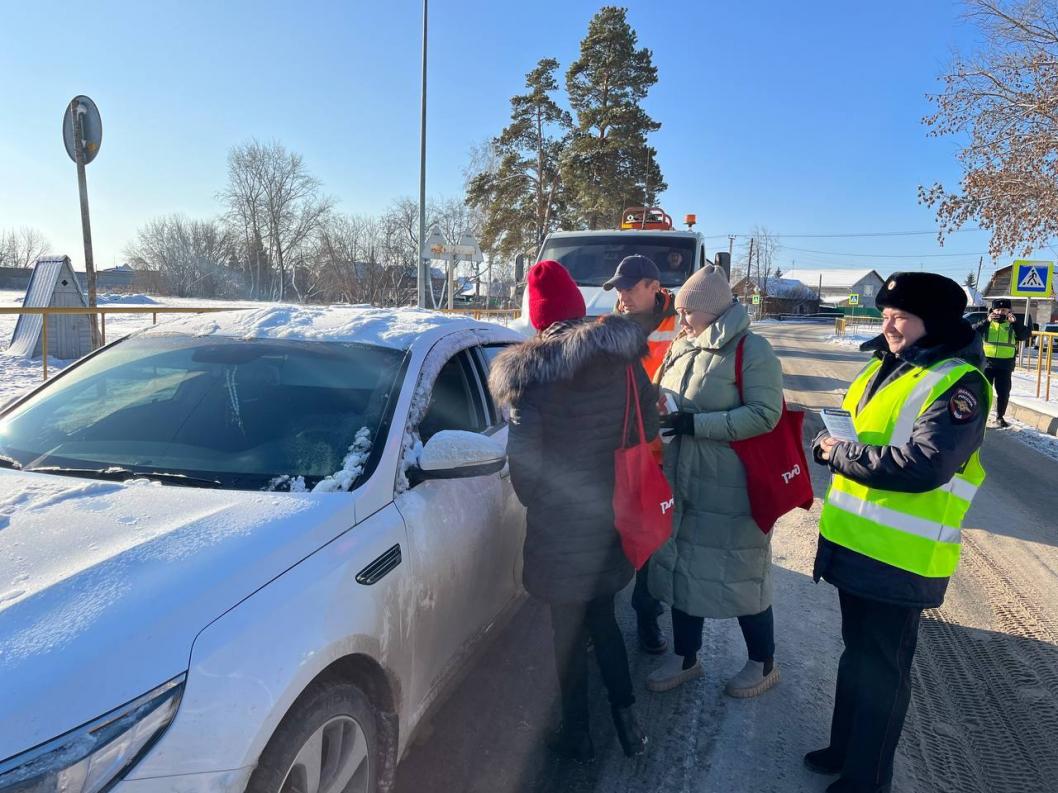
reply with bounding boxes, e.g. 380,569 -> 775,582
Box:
948,387 -> 979,423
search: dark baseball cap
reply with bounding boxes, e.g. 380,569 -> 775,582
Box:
602,255 -> 661,291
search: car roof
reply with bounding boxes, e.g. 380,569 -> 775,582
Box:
137,304 -> 521,351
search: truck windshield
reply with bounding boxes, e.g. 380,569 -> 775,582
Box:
538,234 -> 696,288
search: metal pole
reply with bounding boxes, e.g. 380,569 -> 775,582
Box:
416,0 -> 429,309
41,312 -> 48,382
72,100 -> 100,347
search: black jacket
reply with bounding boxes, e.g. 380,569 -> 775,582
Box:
973,316 -> 1030,371
812,321 -> 988,608
488,315 -> 658,604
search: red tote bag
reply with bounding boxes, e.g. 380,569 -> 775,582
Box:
729,337 -> 814,533
613,367 -> 674,569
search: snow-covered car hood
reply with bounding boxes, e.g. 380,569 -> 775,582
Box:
0,469 -> 360,761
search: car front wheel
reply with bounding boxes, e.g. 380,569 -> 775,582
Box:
247,680 -> 379,793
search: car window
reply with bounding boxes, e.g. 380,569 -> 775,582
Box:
418,351 -> 488,442
474,344 -> 513,428
0,336 -> 405,491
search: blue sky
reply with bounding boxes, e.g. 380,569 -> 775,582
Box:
0,0 -> 1035,283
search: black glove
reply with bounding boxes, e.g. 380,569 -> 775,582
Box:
661,412 -> 695,438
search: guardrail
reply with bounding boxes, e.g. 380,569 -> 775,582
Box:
0,305 -> 230,380
436,308 -> 522,323
834,315 -> 883,336
1032,330 -> 1058,401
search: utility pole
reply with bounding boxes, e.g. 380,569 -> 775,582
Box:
416,0 -> 429,308
745,237 -> 755,300
975,255 -> 984,295
728,234 -> 735,261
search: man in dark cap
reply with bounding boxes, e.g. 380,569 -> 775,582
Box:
806,272 -> 988,793
973,298 -> 1030,427
604,254 -> 678,655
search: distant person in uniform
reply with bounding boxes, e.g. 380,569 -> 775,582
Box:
973,298 -> 1029,427
604,254 -> 678,655
809,272 -> 988,793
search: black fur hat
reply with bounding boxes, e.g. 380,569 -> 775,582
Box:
875,272 -> 967,333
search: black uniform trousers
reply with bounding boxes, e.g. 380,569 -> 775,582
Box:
550,595 -> 635,726
983,363 -> 1013,419
828,588 -> 922,792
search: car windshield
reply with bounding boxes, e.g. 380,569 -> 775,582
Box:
538,234 -> 697,288
0,336 -> 405,491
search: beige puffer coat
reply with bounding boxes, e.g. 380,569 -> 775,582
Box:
649,302 -> 784,618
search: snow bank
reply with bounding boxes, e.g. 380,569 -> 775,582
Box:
826,332 -> 875,349
97,293 -> 159,305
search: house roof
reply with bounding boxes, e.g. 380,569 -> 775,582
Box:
784,268 -> 882,289
738,276 -> 816,298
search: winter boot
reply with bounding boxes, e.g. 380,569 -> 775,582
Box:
724,659 -> 780,698
637,613 -> 668,654
804,747 -> 843,775
646,655 -> 703,692
825,778 -> 890,793
611,705 -> 647,757
998,416 -> 1009,428
546,722 -> 595,763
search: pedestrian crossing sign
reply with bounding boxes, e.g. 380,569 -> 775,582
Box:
848,293 -> 860,306
752,294 -> 761,305
1010,260 -> 1053,297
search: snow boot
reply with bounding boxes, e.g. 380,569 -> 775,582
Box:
637,614 -> 667,654
611,706 -> 647,757
646,655 -> 703,692
804,747 -> 843,775
998,416 -> 1009,428
724,659 -> 780,698
546,722 -> 595,763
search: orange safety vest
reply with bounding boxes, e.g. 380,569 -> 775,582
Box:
642,292 -> 678,380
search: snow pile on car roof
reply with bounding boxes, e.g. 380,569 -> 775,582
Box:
141,305 -> 485,350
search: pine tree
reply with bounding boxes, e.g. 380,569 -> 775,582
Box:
466,58 -> 572,261
964,271 -> 977,290
562,6 -> 666,229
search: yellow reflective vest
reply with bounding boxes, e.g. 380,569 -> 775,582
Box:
982,321 -> 1017,360
819,357 -> 989,579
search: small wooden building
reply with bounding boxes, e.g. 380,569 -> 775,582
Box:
7,256 -> 93,359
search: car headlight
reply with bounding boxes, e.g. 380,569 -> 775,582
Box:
0,675 -> 184,793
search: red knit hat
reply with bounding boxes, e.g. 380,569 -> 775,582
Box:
527,260 -> 586,330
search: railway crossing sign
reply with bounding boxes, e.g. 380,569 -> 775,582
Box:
1010,260 -> 1053,297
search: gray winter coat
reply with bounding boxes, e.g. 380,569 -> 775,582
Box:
812,322 -> 988,608
488,315 -> 659,604
649,302 -> 784,619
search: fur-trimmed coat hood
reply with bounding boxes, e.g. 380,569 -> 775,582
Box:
488,314 -> 647,407
489,313 -> 658,605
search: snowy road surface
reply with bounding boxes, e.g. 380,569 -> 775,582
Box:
393,321 -> 1058,793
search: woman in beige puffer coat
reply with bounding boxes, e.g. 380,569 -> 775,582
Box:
646,265 -> 785,699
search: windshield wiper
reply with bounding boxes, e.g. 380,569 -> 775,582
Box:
0,454 -> 23,470
24,466 -> 223,488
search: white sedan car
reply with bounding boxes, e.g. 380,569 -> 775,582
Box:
0,306 -> 527,793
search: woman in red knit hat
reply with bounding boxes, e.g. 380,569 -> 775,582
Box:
489,260 -> 657,761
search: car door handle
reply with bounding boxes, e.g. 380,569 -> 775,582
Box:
356,544 -> 402,585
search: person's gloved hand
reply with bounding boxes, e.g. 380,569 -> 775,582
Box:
661,412 -> 694,438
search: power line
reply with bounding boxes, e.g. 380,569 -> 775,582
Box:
780,245 -> 989,259
701,228 -> 981,240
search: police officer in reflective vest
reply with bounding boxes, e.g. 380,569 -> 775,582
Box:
604,254 -> 678,654
973,298 -> 1029,427
807,272 -> 988,793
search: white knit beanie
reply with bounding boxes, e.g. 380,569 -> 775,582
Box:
674,265 -> 733,316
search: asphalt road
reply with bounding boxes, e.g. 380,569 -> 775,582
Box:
393,321 -> 1058,793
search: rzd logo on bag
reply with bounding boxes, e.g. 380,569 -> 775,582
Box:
660,497 -> 675,515
781,464 -> 801,484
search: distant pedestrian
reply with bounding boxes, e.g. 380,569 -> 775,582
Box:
605,254 -> 679,655
647,265 -> 785,698
808,272 -> 988,793
489,259 -> 655,762
973,298 -> 1029,427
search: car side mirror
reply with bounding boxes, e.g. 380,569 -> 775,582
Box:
409,430 -> 507,484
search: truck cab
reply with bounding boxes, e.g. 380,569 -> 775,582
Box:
515,207 -> 718,333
